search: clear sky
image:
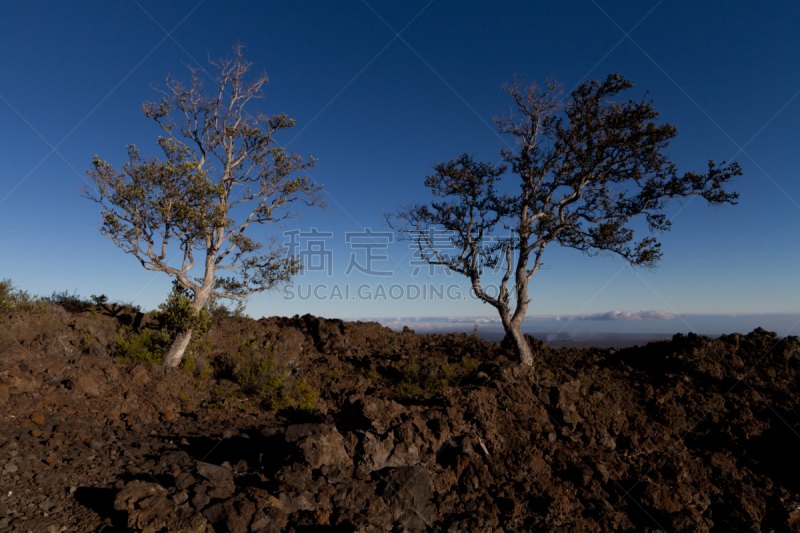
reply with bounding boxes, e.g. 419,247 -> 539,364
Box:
1,1 -> 799,338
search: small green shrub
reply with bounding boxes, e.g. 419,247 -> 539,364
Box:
430,378 -> 448,395
177,386 -> 191,403
207,383 -> 246,406
233,346 -> 317,413
405,354 -> 419,377
0,279 -> 13,310
287,379 -> 318,413
235,345 -> 279,393
197,361 -> 214,380
149,280 -> 221,365
366,364 -> 382,386
395,378 -> 445,399
115,328 -> 171,364
441,364 -> 458,384
158,280 -> 211,338
80,332 -> 96,351
120,302 -> 142,313
396,380 -> 425,397
181,355 -> 197,374
48,289 -> 94,313
545,369 -> 562,382
391,355 -> 453,398
460,355 -> 478,372
159,277 -> 248,325
0,279 -> 50,313
325,368 -> 343,380
382,332 -> 402,356
183,338 -> 215,371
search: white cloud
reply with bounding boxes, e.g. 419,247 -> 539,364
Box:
579,310 -> 677,321
360,316 -> 502,324
359,310 -> 678,326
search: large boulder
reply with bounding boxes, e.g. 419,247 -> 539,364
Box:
382,466 -> 436,533
114,480 -> 207,533
302,315 -> 349,355
285,423 -> 352,469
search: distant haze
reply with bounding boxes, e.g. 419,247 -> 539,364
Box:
367,313 -> 800,347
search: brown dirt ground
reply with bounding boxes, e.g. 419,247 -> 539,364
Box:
1,306 -> 799,532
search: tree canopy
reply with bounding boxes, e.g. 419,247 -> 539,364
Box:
388,74 -> 742,365
83,44 -> 325,366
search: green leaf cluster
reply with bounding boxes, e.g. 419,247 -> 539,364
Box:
390,354 -> 474,398
382,331 -> 403,356
233,343 -> 317,413
0,279 -> 50,313
115,327 -> 172,364
157,280 -> 211,338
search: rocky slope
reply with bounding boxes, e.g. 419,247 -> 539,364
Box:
1,306 -> 799,532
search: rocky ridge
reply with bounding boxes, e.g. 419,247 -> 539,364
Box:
1,307 -> 799,532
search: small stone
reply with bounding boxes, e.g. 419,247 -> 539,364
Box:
192,491 -> 210,510
278,491 -> 315,514
203,502 -> 227,523
315,508 -> 331,526
175,472 -> 195,489
461,436 -> 475,456
547,433 -> 557,443
196,462 -> 233,487
30,413 -> 45,426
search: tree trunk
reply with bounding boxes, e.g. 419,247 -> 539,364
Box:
163,328 -> 194,368
163,265 -> 214,368
507,324 -> 535,366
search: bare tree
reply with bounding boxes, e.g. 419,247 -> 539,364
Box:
387,74 -> 741,366
83,44 -> 325,367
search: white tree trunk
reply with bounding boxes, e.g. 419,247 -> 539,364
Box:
163,329 -> 194,368
163,260 -> 215,368
508,324 -> 535,366
500,302 -> 535,366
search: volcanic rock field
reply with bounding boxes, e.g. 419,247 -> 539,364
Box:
1,306 -> 799,532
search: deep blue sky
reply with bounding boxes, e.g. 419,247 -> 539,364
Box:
1,1 -> 799,337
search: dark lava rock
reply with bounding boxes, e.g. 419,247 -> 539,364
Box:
196,462 -> 234,487
2,310 -> 800,532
